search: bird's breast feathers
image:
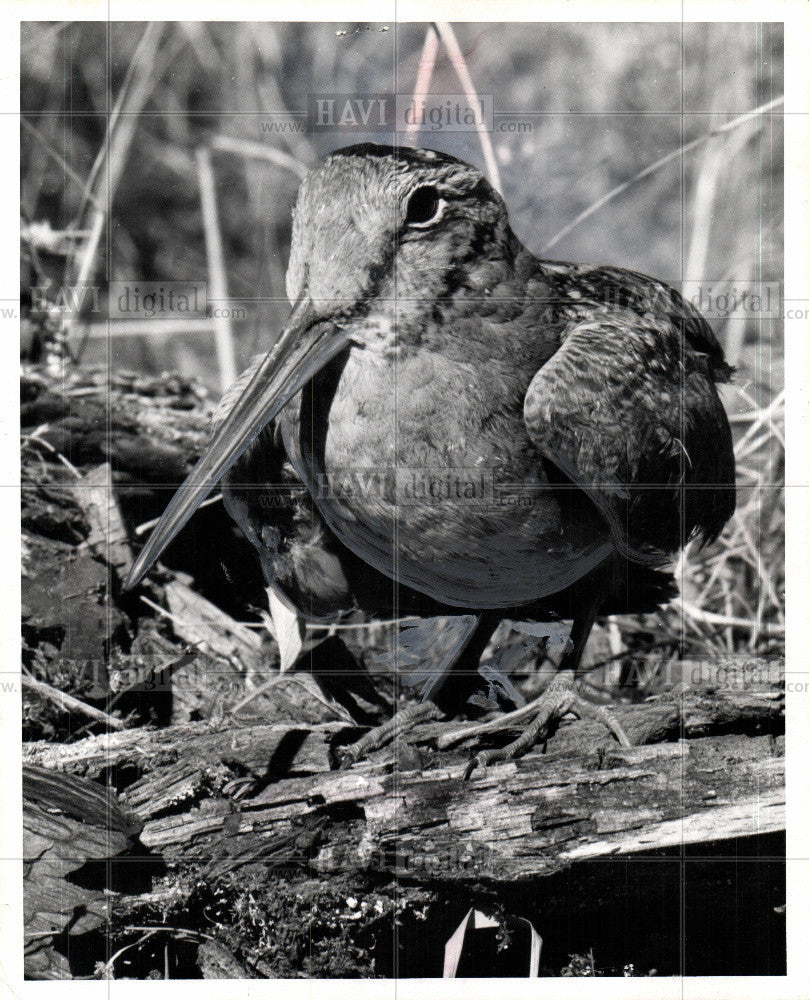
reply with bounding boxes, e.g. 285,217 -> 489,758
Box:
279,343 -> 614,608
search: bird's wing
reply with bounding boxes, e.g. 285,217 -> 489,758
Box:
523,302 -> 735,564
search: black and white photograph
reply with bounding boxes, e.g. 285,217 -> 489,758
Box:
5,3 -> 807,993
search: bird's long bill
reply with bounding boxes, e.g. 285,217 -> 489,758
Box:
124,292 -> 349,589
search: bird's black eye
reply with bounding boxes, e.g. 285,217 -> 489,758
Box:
404,185 -> 444,227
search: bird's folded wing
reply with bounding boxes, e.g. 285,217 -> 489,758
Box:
523,310 -> 735,564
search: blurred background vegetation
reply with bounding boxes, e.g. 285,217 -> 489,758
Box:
20,21 -> 784,662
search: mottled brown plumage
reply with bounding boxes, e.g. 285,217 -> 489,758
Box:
126,143 -> 735,771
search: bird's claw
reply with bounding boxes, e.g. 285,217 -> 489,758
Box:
338,701 -> 443,770
463,750 -> 497,780
463,672 -> 631,780
337,746 -> 360,770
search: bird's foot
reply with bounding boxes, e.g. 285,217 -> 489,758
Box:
338,701 -> 443,769
463,671 -> 630,779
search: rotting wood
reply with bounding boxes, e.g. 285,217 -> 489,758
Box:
21,367 -> 214,485
23,764 -> 141,979
24,669 -> 783,885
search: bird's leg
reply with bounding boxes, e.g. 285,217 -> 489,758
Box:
338,615 -> 500,769
464,593 -> 630,779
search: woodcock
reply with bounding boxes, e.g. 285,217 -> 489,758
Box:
126,144 -> 736,775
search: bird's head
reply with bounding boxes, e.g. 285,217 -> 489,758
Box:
125,144 -> 512,588
287,143 -> 511,325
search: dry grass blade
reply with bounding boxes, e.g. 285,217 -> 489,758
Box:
685,120 -> 754,291
22,425 -> 83,479
658,385 -> 785,658
210,135 -> 309,180
77,21 -> 167,240
733,390 -> 785,454
228,673 -> 354,722
70,22 -> 167,364
77,318 -> 217,340
543,95 -> 783,252
434,22 -> 502,194
196,147 -> 237,391
21,674 -> 126,730
672,600 -> 784,638
135,494 -> 222,536
685,137 -> 728,285
404,25 -> 440,143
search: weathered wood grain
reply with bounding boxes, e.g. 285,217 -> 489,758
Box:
25,670 -> 784,884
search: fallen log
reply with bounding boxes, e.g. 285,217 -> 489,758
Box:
24,665 -> 784,884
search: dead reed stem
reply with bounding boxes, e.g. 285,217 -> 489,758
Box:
210,135 -> 309,180
405,25 -> 440,143
434,22 -> 502,194
69,23 -> 167,365
196,147 -> 237,391
543,95 -> 783,252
